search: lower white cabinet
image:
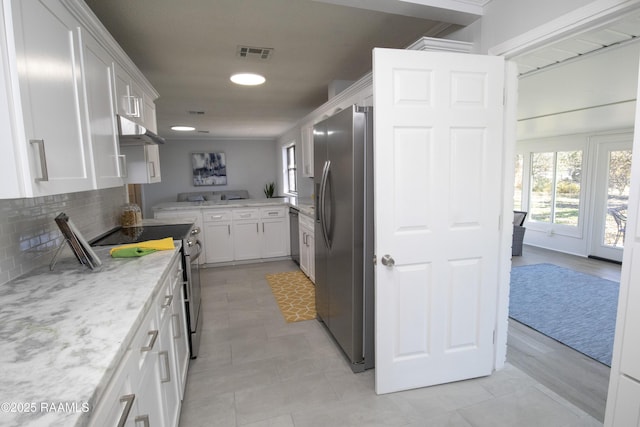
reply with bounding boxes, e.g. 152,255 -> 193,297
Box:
299,213 -> 315,283
203,210 -> 234,263
233,209 -> 262,261
89,255 -> 187,427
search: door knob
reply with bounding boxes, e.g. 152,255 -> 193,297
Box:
381,254 -> 395,267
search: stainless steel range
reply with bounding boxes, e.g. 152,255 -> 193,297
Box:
91,223 -> 203,358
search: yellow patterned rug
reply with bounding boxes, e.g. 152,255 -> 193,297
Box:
265,271 -> 316,323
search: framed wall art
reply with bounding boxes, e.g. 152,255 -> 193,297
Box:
192,152 -> 227,186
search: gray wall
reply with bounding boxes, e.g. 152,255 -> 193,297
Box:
141,138 -> 279,217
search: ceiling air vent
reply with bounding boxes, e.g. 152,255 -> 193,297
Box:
237,45 -> 273,60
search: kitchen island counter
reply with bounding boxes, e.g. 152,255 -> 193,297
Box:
0,244 -> 180,426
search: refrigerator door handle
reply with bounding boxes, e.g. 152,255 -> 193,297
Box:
319,160 -> 332,249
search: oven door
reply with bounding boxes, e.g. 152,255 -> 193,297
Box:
184,239 -> 202,358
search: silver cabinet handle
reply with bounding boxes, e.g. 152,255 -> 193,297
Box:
172,313 -> 181,339
141,330 -> 158,352
148,161 -> 156,178
134,415 -> 150,427
30,139 -> 49,182
117,394 -> 135,427
118,154 -> 127,178
159,350 -> 171,383
228,224 -> 231,235
262,223 -> 265,233
162,294 -> 173,308
381,254 -> 395,267
256,223 -> 259,233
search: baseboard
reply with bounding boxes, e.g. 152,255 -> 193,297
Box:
588,255 -> 622,265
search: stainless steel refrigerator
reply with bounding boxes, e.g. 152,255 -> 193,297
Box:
314,105 -> 374,373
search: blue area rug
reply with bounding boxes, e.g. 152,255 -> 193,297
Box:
509,263 -> 620,366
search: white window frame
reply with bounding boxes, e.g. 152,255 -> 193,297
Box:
283,142 -> 297,195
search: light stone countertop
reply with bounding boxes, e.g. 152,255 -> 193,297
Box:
152,197 -> 316,220
0,244 -> 181,426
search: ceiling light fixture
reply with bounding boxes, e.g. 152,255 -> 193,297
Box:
230,73 -> 266,86
171,125 -> 196,131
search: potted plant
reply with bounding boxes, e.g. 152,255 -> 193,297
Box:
263,182 -> 275,198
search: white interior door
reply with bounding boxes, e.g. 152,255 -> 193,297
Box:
373,48 -> 506,394
590,134 -> 633,263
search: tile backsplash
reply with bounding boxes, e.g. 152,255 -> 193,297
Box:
0,187 -> 126,285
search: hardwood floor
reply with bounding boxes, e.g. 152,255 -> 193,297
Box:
507,245 -> 621,423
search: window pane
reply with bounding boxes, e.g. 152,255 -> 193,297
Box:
553,151 -> 582,226
287,146 -> 295,167
604,149 -> 632,247
288,169 -> 297,192
514,154 -> 523,210
530,152 -> 554,223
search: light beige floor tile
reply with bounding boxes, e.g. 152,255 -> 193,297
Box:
234,372 -> 340,425
241,414 -> 295,427
178,390 -> 235,427
458,385 -> 582,427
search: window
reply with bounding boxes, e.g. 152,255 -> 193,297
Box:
285,144 -> 297,194
514,154 -> 523,211
529,150 -> 582,226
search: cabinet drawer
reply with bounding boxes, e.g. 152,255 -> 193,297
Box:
129,306 -> 160,373
260,207 -> 285,219
299,213 -> 314,230
203,210 -> 231,222
233,209 -> 259,220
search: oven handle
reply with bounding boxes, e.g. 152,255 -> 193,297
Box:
188,240 -> 202,262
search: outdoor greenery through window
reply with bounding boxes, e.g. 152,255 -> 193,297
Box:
530,150 -> 582,226
286,145 -> 297,194
514,154 -> 523,211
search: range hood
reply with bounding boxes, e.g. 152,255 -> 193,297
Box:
117,115 -> 165,145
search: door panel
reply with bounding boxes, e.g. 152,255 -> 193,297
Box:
373,48 -> 505,394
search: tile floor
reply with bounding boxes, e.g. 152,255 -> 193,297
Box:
178,260 -> 602,427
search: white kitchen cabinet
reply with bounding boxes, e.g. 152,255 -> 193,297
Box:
172,282 -> 189,398
233,209 -> 262,261
121,143 -> 161,184
301,124 -> 314,177
4,0 -> 95,197
81,30 -> 124,189
299,212 -> 315,283
260,207 -> 288,258
203,210 -> 234,263
114,63 -> 157,132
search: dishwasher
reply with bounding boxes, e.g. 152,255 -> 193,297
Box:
289,207 -> 300,265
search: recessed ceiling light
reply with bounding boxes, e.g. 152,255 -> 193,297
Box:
230,73 -> 266,86
171,125 -> 196,131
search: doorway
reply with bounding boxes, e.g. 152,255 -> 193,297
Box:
590,135 -> 633,262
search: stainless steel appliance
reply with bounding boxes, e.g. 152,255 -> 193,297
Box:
90,223 -> 203,358
117,114 -> 166,145
314,105 -> 374,372
289,207 -> 300,265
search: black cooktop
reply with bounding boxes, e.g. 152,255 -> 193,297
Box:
90,223 -> 193,246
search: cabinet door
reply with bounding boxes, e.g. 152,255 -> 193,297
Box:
147,144 -> 161,183
121,144 -> 161,184
172,284 -> 189,398
11,0 -> 94,195
299,228 -> 310,276
262,218 -> 288,258
306,231 -> 315,284
114,63 -> 138,119
135,356 -> 165,427
159,310 -> 181,427
204,221 -> 233,263
301,124 -> 314,177
88,352 -> 137,427
142,92 -> 157,133
233,221 -> 261,260
81,32 -> 123,189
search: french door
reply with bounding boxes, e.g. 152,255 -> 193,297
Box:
590,134 -> 633,263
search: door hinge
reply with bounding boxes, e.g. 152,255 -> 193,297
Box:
493,329 -> 496,344
373,255 -> 377,265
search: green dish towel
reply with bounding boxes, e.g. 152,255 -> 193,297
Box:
111,247 -> 158,258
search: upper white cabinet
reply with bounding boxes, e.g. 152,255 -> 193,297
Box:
3,0 -> 95,197
121,143 -> 161,184
115,63 -> 157,133
0,0 -> 159,199
81,31 -> 124,189
301,124 -> 314,177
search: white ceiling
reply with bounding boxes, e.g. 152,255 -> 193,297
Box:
83,0 -> 468,140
